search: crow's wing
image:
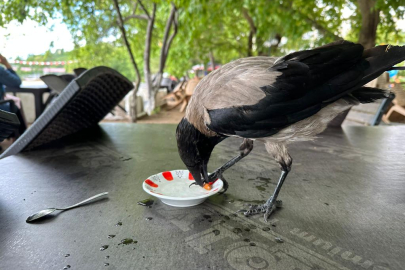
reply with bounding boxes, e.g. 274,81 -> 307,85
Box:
195,57 -> 279,112
202,41 -> 368,138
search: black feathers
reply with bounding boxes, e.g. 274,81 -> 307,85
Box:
351,87 -> 393,104
206,41 -> 404,138
176,118 -> 225,167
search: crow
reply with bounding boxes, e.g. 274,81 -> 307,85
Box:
176,40 -> 405,221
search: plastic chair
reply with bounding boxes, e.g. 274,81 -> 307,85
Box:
73,68 -> 87,77
1,66 -> 133,158
383,84 -> 405,123
0,99 -> 26,137
40,74 -> 70,107
0,109 -> 20,142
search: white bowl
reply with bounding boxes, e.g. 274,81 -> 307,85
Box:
142,170 -> 223,207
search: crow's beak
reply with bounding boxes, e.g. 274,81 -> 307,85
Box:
187,164 -> 209,187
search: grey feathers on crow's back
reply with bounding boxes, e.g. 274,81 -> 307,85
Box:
185,56 -> 278,136
185,42 -> 405,140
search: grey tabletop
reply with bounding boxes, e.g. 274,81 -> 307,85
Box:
0,123 -> 404,270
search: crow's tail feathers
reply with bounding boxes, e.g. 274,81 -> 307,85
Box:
361,44 -> 405,85
388,66 -> 405,71
351,87 -> 395,104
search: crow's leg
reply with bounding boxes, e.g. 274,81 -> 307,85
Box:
242,142 -> 292,222
243,170 -> 289,222
208,139 -> 254,194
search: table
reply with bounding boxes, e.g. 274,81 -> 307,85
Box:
1,123 -> 404,270
5,84 -> 50,119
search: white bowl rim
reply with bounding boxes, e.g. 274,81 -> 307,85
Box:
142,169 -> 223,201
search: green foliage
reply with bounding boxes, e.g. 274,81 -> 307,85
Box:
344,0 -> 405,45
1,0 -> 404,80
70,42 -> 137,80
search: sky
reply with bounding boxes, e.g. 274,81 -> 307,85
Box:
0,18 -> 75,60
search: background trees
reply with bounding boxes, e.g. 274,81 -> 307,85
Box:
1,0 -> 404,119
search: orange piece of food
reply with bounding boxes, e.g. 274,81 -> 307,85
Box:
203,183 -> 212,190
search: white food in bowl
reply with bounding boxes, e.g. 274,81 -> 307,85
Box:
142,170 -> 223,207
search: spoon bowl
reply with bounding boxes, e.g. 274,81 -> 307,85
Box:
26,208 -> 57,222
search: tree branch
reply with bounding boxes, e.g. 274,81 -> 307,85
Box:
137,0 -> 150,20
123,14 -> 148,23
143,2 -> 156,110
132,2 -> 138,15
278,0 -> 342,41
159,3 -> 178,73
269,33 -> 282,56
113,0 -> 140,83
164,10 -> 178,58
209,51 -> 215,71
159,3 -> 176,72
242,7 -> 257,56
241,7 -> 256,34
144,3 -> 156,73
113,0 -> 141,121
305,16 -> 342,41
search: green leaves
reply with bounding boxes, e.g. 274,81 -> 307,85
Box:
1,0 -> 404,79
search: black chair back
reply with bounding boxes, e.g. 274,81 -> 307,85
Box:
1,66 -> 133,158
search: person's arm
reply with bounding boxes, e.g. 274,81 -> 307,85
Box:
0,55 -> 22,88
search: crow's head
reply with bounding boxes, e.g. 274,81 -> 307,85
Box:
176,117 -> 223,187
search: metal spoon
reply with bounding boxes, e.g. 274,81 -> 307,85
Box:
26,192 -> 108,223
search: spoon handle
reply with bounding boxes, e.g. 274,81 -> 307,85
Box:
58,192 -> 109,211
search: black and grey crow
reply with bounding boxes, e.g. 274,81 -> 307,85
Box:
176,40 -> 405,221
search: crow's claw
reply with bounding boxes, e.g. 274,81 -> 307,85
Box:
241,198 -> 282,222
189,182 -> 200,188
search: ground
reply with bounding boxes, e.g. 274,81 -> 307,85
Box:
137,106 -> 185,124
101,105 -> 185,124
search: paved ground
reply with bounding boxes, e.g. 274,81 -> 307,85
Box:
137,107 -> 185,124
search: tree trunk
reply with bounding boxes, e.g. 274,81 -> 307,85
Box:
159,3 -> 177,74
139,3 -> 179,115
269,34 -> 282,56
209,51 -> 215,72
247,31 -> 254,56
152,3 -> 178,110
242,7 -> 256,57
143,4 -> 156,115
357,0 -> 380,49
113,0 -> 141,122
256,36 -> 267,56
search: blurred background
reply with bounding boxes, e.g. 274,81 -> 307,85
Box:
0,0 -> 404,124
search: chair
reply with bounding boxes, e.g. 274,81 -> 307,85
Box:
0,66 -> 134,159
40,74 -> 70,107
160,77 -> 176,92
59,74 -> 76,83
0,109 -> 20,142
0,99 -> 26,136
163,77 -> 201,112
73,68 -> 87,77
163,80 -> 187,109
180,77 -> 201,112
40,74 -> 70,93
382,84 -> 405,123
41,73 -> 127,115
